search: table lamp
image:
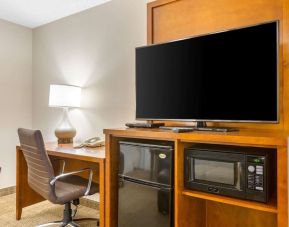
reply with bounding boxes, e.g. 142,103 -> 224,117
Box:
49,84 -> 81,144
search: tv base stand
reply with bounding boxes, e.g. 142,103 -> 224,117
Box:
195,126 -> 238,132
160,122 -> 239,132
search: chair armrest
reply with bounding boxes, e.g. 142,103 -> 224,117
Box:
50,159 -> 66,174
50,168 -> 93,196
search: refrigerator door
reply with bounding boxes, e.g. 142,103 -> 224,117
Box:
119,142 -> 173,186
118,179 -> 172,227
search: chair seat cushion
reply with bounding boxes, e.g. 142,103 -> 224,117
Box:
54,175 -> 99,204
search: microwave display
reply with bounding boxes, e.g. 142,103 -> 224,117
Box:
184,144 -> 276,203
194,159 -> 235,185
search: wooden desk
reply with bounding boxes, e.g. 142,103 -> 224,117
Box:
16,142 -> 105,227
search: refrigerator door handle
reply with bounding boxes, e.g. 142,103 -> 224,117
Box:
118,176 -> 125,187
121,177 -> 173,191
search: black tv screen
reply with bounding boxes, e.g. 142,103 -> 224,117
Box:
136,21 -> 278,122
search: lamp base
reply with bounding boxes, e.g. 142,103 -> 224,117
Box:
58,138 -> 73,144
55,108 -> 76,144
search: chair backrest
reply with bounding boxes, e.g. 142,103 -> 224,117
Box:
17,128 -> 55,200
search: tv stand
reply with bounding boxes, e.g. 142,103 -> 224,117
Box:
196,121 -> 207,128
195,121 -> 239,132
160,121 -> 239,132
104,128 -> 287,227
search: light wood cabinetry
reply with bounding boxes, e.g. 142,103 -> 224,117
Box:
104,1 -> 289,226
104,128 -> 288,227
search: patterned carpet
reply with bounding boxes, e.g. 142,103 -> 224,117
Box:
0,194 -> 99,226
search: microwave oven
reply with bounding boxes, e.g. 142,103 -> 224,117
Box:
184,144 -> 276,203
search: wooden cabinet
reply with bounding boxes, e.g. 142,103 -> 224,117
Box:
104,128 -> 288,227
103,1 -> 289,226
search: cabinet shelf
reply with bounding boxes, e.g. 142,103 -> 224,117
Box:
182,190 -> 277,213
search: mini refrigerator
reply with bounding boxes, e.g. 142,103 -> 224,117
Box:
118,140 -> 174,227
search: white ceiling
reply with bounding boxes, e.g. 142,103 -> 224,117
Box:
0,0 -> 111,28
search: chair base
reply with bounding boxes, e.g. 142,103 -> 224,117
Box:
36,218 -> 99,227
36,201 -> 99,227
36,220 -> 79,227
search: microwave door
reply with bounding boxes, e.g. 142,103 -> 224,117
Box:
193,159 -> 238,186
186,152 -> 245,193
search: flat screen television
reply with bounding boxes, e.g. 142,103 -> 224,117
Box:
135,21 -> 279,123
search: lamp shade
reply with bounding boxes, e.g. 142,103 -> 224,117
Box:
49,84 -> 81,108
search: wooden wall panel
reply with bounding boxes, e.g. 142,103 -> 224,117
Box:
147,0 -> 288,130
150,0 -> 282,44
283,0 -> 289,130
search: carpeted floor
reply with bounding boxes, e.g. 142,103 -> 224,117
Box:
0,194 -> 99,226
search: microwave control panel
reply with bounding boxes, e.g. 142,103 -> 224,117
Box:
246,156 -> 265,191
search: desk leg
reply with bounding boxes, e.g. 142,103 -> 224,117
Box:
16,147 -> 23,220
99,160 -> 105,227
16,147 -> 45,220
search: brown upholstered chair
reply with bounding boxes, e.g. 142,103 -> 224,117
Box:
17,128 -> 99,227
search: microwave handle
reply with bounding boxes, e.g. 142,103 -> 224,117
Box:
236,162 -> 242,190
186,156 -> 194,181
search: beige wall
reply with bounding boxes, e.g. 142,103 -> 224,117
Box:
0,19 -> 32,189
0,0 -> 148,188
32,0 -> 147,141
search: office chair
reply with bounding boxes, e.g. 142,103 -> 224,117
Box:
17,128 -> 99,227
